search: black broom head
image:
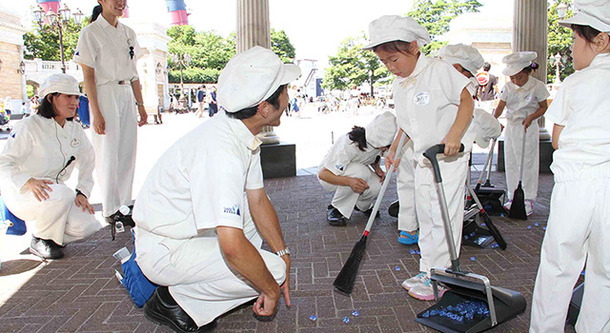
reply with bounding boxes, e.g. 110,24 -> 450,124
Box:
508,182 -> 527,220
333,235 -> 367,294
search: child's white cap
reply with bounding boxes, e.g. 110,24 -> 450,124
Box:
559,0 -> 610,32
365,111 -> 397,148
501,51 -> 537,76
438,44 -> 485,76
363,15 -> 431,50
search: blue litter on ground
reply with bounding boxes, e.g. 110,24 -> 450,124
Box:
309,315 -> 317,321
352,310 -> 359,317
470,257 -> 476,261
410,249 -> 416,254
527,225 -> 532,229
543,227 -> 547,230
481,223 -> 486,227
500,214 -> 504,217
395,266 -> 400,271
534,222 -> 539,227
343,316 -> 350,323
491,244 -> 499,249
416,250 -> 421,255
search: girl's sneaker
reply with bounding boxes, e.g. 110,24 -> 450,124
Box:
408,277 -> 447,301
401,272 -> 427,291
503,200 -> 512,211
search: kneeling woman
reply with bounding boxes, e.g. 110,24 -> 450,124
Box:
0,74 -> 101,259
318,112 -> 397,226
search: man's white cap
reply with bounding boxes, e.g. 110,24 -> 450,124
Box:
559,0 -> 610,32
366,111 -> 397,148
39,73 -> 83,98
217,46 -> 301,113
363,15 -> 431,50
439,44 -> 485,75
501,51 -> 537,76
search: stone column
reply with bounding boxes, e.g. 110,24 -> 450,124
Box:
237,0 -> 279,144
513,0 -> 551,140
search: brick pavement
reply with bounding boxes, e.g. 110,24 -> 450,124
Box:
0,171 -> 579,332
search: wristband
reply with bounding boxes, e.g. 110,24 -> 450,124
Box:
275,247 -> 290,257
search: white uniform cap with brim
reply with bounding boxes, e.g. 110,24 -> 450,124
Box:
39,73 -> 83,99
362,15 -> 431,50
217,46 -> 301,113
558,0 -> 610,32
473,108 -> 501,148
438,44 -> 485,75
501,51 -> 537,76
365,111 -> 397,148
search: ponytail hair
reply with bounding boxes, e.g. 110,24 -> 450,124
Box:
347,126 -> 368,151
91,5 -> 102,22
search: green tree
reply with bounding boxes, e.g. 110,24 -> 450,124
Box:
407,0 -> 482,55
23,18 -> 84,61
547,0 -> 575,83
322,36 -> 390,95
271,29 -> 296,63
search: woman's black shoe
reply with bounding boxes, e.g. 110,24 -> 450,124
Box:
144,287 -> 216,333
29,236 -> 64,259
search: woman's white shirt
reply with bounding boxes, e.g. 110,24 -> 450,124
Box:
319,135 -> 381,176
499,76 -> 549,122
74,15 -> 142,85
0,114 -> 95,196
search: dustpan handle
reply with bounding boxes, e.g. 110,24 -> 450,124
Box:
423,144 -> 464,272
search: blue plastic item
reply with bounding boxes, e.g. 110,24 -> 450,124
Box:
121,229 -> 158,307
1,198 -> 26,235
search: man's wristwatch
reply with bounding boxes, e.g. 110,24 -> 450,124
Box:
275,247 -> 290,257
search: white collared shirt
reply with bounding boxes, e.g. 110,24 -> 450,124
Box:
546,53 -> 610,179
133,112 -> 264,239
0,114 -> 95,196
499,76 -> 549,122
319,134 -> 382,176
393,54 -> 471,163
74,15 -> 141,85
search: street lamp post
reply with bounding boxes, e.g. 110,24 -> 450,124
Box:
170,53 -> 191,110
33,4 -> 83,74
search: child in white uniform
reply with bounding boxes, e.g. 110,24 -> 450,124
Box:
530,1 -> 610,331
493,52 -> 549,216
364,15 -> 474,301
318,112 -> 397,226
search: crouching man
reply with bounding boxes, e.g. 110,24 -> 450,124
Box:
133,46 -> 300,332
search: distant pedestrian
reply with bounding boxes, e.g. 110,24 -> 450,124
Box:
208,86 -> 218,117
196,85 -> 206,118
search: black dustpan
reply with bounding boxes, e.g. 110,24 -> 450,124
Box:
417,145 -> 525,332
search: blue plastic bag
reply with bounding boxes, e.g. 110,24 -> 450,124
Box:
121,229 -> 158,308
0,197 -> 26,235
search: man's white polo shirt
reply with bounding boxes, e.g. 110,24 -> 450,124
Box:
133,112 -> 264,239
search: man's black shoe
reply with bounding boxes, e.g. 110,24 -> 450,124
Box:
327,205 -> 347,226
144,287 -> 216,333
354,206 -> 380,218
29,236 -> 64,259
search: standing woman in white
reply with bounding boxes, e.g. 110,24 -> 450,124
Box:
0,74 -> 100,259
74,0 -> 147,229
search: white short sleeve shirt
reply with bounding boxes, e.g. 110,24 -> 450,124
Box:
133,112 -> 264,240
319,134 -> 381,175
74,15 -> 141,85
499,77 -> 549,122
546,53 -> 610,179
393,55 -> 471,163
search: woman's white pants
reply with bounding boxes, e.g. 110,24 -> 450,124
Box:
3,183 -> 101,245
320,163 -> 382,218
93,84 -> 137,217
504,120 -> 539,201
530,175 -> 610,332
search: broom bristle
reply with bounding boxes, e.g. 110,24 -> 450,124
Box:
509,182 -> 527,220
333,236 -> 367,294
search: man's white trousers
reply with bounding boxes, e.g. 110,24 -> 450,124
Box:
3,183 -> 101,245
93,84 -> 137,217
530,172 -> 610,332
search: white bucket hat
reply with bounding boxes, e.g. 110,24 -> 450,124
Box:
363,15 -> 431,50
217,46 -> 301,113
501,51 -> 537,76
365,111 -> 397,148
39,73 -> 83,99
559,0 -> 610,32
438,44 -> 485,75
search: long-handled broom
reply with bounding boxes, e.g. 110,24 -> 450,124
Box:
508,129 -> 527,220
333,133 -> 407,294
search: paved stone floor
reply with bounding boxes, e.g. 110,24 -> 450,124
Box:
0,168 -> 583,333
